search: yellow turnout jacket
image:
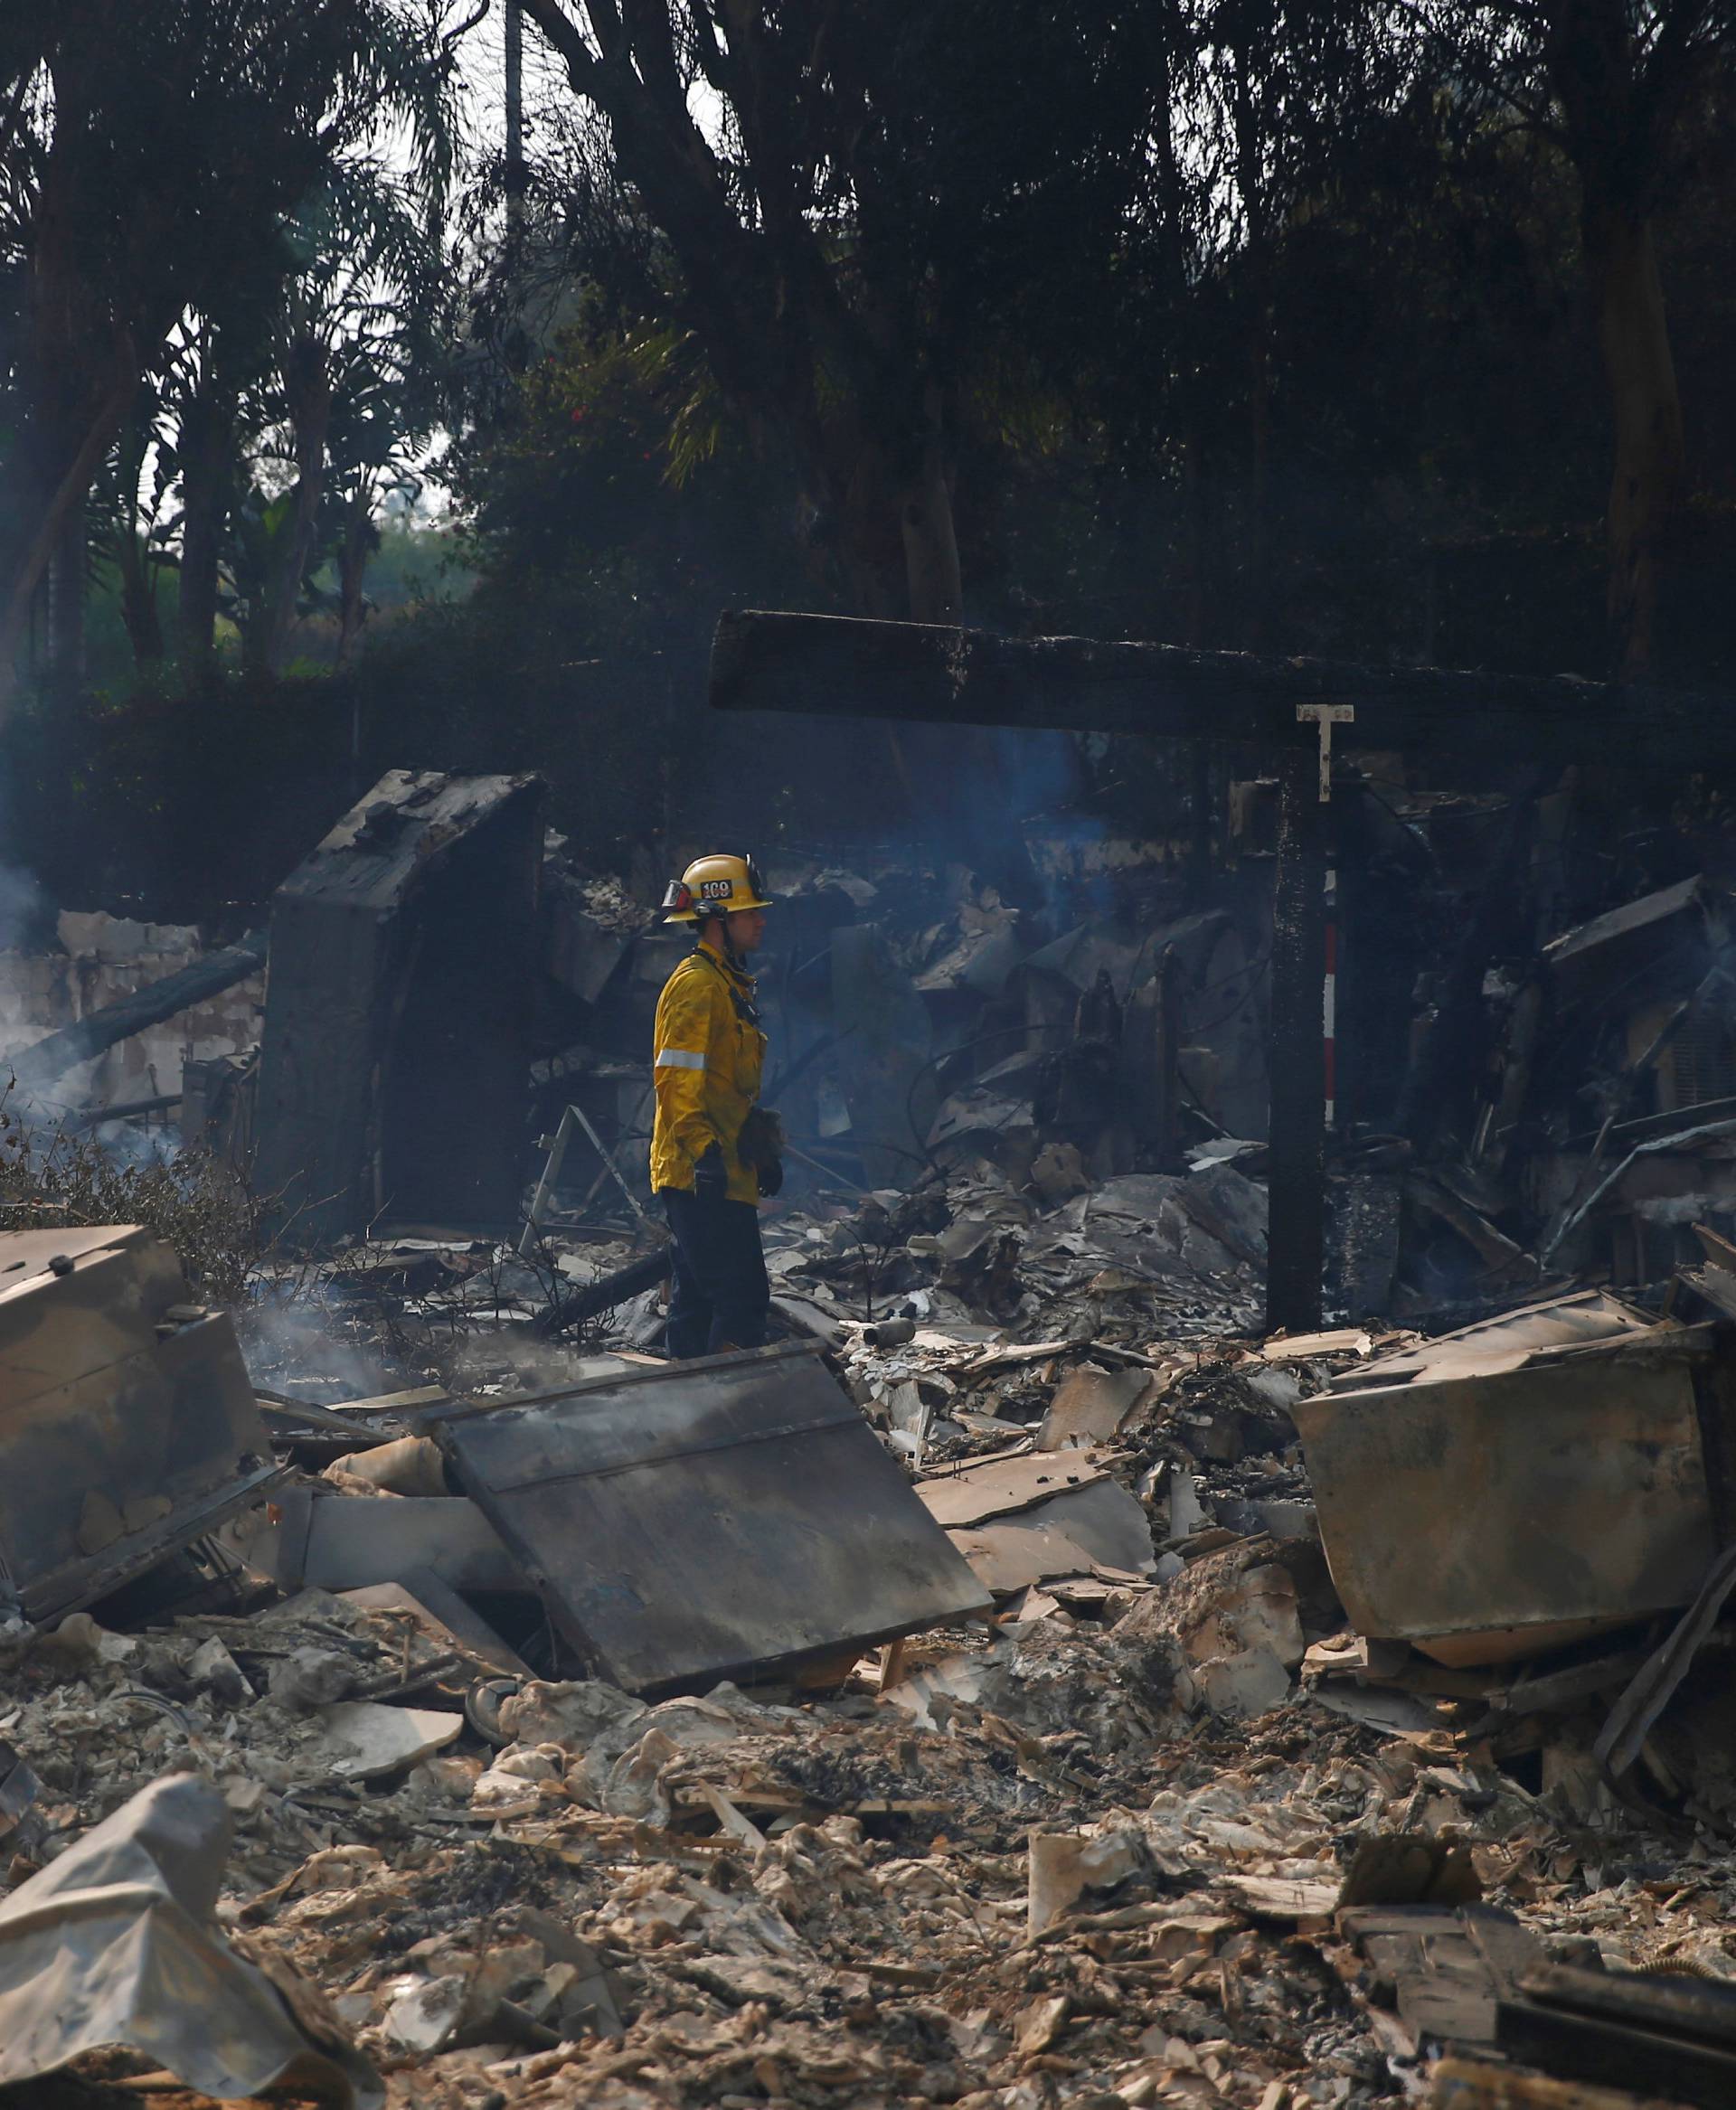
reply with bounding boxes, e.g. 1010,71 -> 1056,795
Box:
650,943 -> 767,1204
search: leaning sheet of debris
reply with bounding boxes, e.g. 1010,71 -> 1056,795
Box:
14,774 -> 1736,2109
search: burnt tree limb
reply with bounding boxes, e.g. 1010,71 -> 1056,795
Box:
710,608 -> 1732,762
5,931 -> 267,1093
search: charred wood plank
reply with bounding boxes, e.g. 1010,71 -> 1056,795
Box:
710,609 -> 1731,762
533,1245 -> 673,1339
1497,1992 -> 1736,2108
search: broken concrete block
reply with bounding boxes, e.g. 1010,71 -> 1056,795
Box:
313,1702 -> 463,1781
1114,1536 -> 1303,1716
1014,1992 -> 1071,2054
1187,1565 -> 1305,1669
1028,1822 -> 1149,1934
1119,1539 -> 1303,1661
269,1647 -> 357,1711
188,1636 -> 253,1705
1193,1646 -> 1293,1719
41,1613 -> 137,1666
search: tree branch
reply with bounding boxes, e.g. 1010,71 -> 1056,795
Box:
518,0 -> 603,89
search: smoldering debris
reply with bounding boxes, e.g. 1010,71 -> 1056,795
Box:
9,1223 -> 1736,2110
17,775 -> 1736,2108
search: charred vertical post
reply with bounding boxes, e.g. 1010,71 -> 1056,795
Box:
1266,745 -> 1327,1332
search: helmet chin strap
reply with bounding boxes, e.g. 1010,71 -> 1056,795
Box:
700,911 -> 741,964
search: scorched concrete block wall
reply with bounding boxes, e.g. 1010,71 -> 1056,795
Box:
0,912 -> 263,1114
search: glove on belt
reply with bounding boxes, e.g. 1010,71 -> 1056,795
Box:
693,1143 -> 729,1199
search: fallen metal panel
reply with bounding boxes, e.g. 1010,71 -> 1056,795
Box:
431,1343 -> 994,1693
1292,1343 -> 1717,1667
222,1490 -> 523,1597
1543,873 -> 1707,1004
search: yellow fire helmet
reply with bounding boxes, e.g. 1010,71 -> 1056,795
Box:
661,852 -> 775,924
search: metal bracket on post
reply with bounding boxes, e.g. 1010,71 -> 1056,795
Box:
1296,703 -> 1354,802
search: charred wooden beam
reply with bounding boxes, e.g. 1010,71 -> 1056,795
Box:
710,608 -> 1731,762
1266,752 -> 1327,1333
533,1244 -> 673,1339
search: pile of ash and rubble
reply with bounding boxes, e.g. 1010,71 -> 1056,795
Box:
9,768 -> 1736,2110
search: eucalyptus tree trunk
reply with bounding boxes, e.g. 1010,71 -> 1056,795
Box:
1586,206 -> 1683,676
176,374 -> 238,668
0,39 -> 133,716
335,482 -> 376,668
899,382 -> 962,625
115,529 -> 164,666
250,333 -> 332,674
1545,0 -> 1688,676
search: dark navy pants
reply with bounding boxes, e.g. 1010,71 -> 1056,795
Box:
661,1188 -> 770,1358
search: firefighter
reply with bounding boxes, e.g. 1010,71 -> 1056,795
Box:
650,852 -> 783,1358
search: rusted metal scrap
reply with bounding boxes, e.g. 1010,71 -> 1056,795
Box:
1293,1298 -> 1732,1668
0,1226 -> 284,1625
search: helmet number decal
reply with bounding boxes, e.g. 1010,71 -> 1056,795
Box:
698,879 -> 734,900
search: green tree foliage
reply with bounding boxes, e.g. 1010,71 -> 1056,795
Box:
1417,0 -> 1736,672
222,158 -> 452,674
513,0 -> 1160,622
0,0 -> 454,710
463,0 -> 1731,685
4,0 -> 1735,919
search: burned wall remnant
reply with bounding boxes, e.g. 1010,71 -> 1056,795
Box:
0,913 -> 264,1113
252,770 -> 545,1243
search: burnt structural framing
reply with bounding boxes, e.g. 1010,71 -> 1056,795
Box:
708,608 -> 1734,1331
